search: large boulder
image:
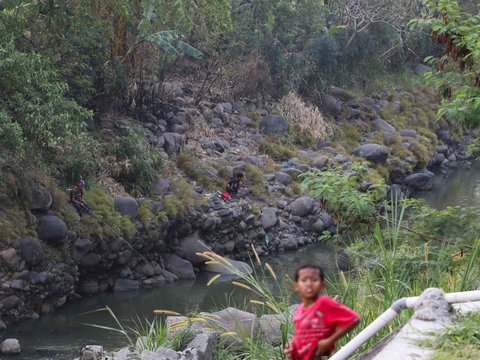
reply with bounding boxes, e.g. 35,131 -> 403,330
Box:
114,197 -> 139,217
23,180 -> 52,211
153,179 -> 172,195
259,115 -> 289,135
179,232 -> 207,265
18,237 -> 46,267
289,197 -> 314,217
404,172 -> 435,191
0,339 -> 21,354
204,259 -> 253,275
185,332 -> 217,360
274,172 -> 292,186
322,94 -> 342,116
311,155 -> 329,169
372,118 -> 396,133
162,253 -> 195,280
113,279 -> 140,292
162,132 -> 184,155
352,144 -> 389,164
212,308 -> 257,342
36,215 -> 68,246
260,207 -> 279,230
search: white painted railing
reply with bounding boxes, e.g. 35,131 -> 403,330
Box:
330,290 -> 480,360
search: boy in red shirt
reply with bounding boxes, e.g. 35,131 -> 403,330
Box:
284,264 -> 360,360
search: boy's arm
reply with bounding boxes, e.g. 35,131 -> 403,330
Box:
315,318 -> 360,357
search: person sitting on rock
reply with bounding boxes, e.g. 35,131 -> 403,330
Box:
226,172 -> 244,196
70,180 -> 92,216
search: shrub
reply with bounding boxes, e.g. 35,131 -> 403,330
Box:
258,138 -> 300,161
108,126 -> 163,195
301,162 -> 387,235
274,92 -> 335,146
82,186 -> 136,238
161,181 -> 199,218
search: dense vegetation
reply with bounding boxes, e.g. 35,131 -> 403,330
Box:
0,0 -> 452,192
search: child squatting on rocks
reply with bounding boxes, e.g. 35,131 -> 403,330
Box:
284,264 -> 360,360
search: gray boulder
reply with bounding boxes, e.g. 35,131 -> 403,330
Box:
319,213 -> 332,228
114,197 -> 139,217
437,130 -> 452,145
400,129 -> 418,138
274,172 -> 292,186
204,259 -> 252,275
80,252 -> 102,268
37,215 -> 68,246
153,179 -> 172,195
1,248 -> 19,270
312,219 -> 326,233
352,144 -> 389,164
280,236 -> 298,250
322,94 -> 342,116
185,332 -> 217,360
153,348 -> 179,360
19,237 -> 45,266
179,232 -> 207,265
436,144 -> 449,155
23,180 -> 52,211
80,280 -> 99,294
260,115 -> 289,135
404,172 -> 435,191
114,279 -> 140,292
434,153 -> 445,165
289,197 -> 314,217
163,132 -> 184,155
372,118 -> 396,133
333,154 -> 348,164
312,156 -> 329,169
0,339 -> 21,354
162,254 -> 195,280
260,207 -> 279,230
212,308 -> 257,341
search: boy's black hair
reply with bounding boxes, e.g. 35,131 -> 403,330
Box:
294,264 -> 325,282
236,172 -> 244,178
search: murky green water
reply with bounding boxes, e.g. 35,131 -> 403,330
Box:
416,162 -> 480,209
4,161 -> 480,359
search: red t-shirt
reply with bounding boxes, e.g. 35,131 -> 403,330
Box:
290,295 -> 360,360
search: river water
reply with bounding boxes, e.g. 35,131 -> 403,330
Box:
3,162 -> 479,359
3,244 -> 339,359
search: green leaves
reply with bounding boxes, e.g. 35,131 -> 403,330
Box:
410,0 -> 480,126
300,162 -> 387,235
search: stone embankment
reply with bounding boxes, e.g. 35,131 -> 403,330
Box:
0,81 -> 475,339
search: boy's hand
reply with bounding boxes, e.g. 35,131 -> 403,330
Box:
315,338 -> 333,357
284,345 -> 293,359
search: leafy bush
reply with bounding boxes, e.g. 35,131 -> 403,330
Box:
82,186 -> 136,238
109,126 -> 163,195
301,162 -> 387,234
0,38 -> 92,154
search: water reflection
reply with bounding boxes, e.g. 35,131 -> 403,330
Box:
417,162 -> 480,209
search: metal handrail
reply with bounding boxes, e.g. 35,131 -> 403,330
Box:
330,290 -> 480,360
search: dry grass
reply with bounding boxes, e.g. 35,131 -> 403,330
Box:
274,92 -> 335,144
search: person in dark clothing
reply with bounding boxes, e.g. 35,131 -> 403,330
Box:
226,172 -> 244,195
70,180 -> 92,216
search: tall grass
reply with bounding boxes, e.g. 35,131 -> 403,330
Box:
84,201 -> 480,359
330,200 -> 480,354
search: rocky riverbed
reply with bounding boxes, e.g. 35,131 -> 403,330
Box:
0,82 -> 475,351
